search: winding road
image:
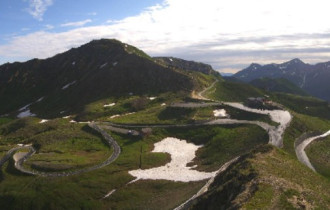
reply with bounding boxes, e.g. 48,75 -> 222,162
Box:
295,130 -> 330,171
0,78 -> 301,208
1,123 -> 121,177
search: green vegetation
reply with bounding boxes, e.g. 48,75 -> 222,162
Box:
0,115 -> 271,209
271,92 -> 330,120
306,136 -> 330,179
207,81 -> 264,102
243,183 -> 274,209
250,77 -> 308,96
283,111 -> 330,156
0,118 -> 13,127
190,145 -> 330,209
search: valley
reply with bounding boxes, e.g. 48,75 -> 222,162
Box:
0,40 -> 330,209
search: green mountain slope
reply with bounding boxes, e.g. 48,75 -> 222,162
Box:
250,77 -> 308,96
188,145 -> 330,209
0,39 -> 195,118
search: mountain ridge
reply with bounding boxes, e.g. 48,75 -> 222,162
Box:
153,56 -> 218,75
0,39 -> 195,118
233,58 -> 330,101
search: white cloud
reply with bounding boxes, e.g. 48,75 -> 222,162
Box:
25,0 -> 53,21
88,12 -> 97,16
3,0 -> 330,71
61,19 -> 92,27
45,24 -> 54,30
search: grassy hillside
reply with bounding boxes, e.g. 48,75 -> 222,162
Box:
207,80 -> 265,102
0,39 -> 195,118
271,92 -> 330,120
188,145 -> 330,209
0,120 -> 269,209
306,136 -> 330,179
250,77 -> 308,96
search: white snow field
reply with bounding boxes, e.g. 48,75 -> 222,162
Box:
129,137 -> 216,182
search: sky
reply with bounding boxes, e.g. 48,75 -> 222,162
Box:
1,0 -> 330,73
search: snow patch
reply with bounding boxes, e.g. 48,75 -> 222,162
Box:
72,61 -> 76,66
39,119 -> 49,123
103,189 -> 116,199
36,97 -> 44,103
63,115 -> 70,119
19,103 -> 32,111
78,121 -> 91,124
62,81 -> 76,90
69,120 -> 77,123
129,137 -> 216,182
224,102 -> 292,147
110,115 -> 121,119
104,103 -> 116,107
100,63 -> 108,69
169,58 -> 173,62
148,97 -> 156,100
213,109 -> 227,117
161,103 -> 166,106
113,62 -> 118,66
17,109 -> 36,118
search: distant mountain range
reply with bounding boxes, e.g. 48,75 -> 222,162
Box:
220,72 -> 234,77
0,39 -> 198,117
233,58 -> 330,101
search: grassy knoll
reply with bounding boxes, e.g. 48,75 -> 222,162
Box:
77,92 -> 187,122
271,92 -> 330,120
110,106 -> 211,124
189,145 -> 330,209
283,112 -> 330,156
0,118 -> 112,172
109,103 -> 275,126
305,136 -> 330,179
207,81 -> 265,102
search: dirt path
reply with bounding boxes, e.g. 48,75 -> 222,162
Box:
192,79 -> 218,100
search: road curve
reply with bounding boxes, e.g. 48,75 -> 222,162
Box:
191,79 -> 218,101
9,122 -> 121,177
295,130 -> 330,171
0,145 -> 33,167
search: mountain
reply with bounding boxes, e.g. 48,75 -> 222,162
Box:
233,58 -> 330,101
250,77 -> 308,96
220,72 -> 234,77
0,39 -> 195,118
153,57 -> 218,75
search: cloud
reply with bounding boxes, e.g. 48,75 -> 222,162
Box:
88,12 -> 97,16
25,0 -> 53,21
60,19 -> 92,27
3,0 -> 330,71
45,24 -> 54,30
